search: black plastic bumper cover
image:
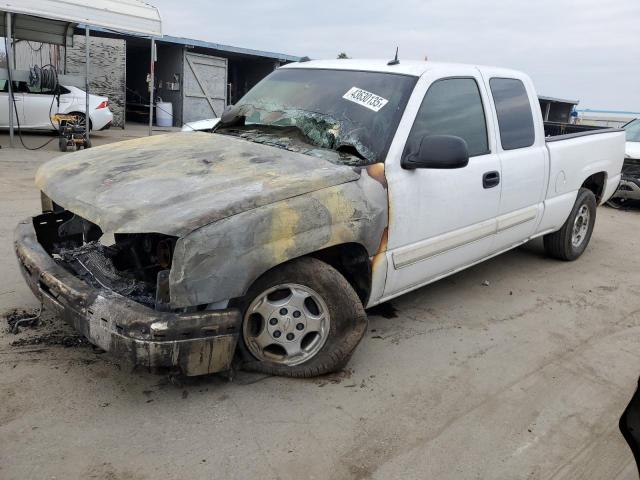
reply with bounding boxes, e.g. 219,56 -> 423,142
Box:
14,219 -> 242,376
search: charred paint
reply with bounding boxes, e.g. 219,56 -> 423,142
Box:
365,162 -> 388,189
35,132 -> 361,237
34,130 -> 391,309
169,167 -> 388,308
14,220 -> 241,375
371,227 -> 389,274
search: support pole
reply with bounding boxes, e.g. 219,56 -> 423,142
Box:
149,37 -> 155,136
85,26 -> 90,143
6,12 -> 14,147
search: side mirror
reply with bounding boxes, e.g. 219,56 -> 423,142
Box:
402,134 -> 470,170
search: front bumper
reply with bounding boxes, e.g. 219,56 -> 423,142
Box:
14,218 -> 242,376
613,176 -> 640,201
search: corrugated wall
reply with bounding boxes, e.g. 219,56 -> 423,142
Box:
66,36 -> 126,128
13,35 -> 126,128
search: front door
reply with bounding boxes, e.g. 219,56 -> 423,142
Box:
383,69 -> 502,299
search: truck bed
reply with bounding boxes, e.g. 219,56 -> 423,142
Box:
544,121 -> 622,141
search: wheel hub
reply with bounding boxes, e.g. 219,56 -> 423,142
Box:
265,306 -> 307,342
243,283 -> 330,366
571,204 -> 590,248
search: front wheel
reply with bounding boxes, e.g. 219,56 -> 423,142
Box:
237,257 -> 367,377
543,187 -> 597,261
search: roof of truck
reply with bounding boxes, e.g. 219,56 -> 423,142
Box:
281,59 -> 524,78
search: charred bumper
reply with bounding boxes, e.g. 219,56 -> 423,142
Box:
14,218 -> 241,376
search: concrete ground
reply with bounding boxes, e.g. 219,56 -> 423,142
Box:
1,133 -> 639,479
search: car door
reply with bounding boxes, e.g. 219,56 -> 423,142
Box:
0,81 -> 25,127
479,70 -> 548,252
22,83 -> 60,129
383,68 -> 502,299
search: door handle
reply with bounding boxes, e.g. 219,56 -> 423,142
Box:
483,171 -> 500,189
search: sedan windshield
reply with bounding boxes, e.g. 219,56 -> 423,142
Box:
624,118 -> 640,142
227,68 -> 417,165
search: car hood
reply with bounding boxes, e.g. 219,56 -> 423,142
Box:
35,132 -> 361,237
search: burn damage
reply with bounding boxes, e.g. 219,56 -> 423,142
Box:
169,165 -> 387,307
15,218 -> 241,376
33,210 -> 176,309
33,132 -> 389,310
219,104 -> 376,164
18,126 -> 391,375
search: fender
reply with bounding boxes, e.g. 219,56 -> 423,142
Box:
168,166 -> 388,308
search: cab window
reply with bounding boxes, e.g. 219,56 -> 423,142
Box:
489,78 -> 535,150
403,77 -> 489,159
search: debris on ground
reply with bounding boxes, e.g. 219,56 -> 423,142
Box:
367,302 -> 398,319
3,307 -> 41,333
10,330 -> 89,348
314,368 -> 354,387
482,280 -> 491,287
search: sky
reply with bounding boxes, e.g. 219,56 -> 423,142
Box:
149,0 -> 640,112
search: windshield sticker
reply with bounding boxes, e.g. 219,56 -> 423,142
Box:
342,87 -> 389,112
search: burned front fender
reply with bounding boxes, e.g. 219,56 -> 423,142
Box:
168,166 -> 388,308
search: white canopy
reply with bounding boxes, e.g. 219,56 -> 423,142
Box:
1,0 -> 161,37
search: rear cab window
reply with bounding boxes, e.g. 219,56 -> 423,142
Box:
403,77 -> 490,159
489,78 -> 535,150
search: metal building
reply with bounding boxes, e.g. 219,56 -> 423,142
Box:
119,32 -> 301,127
11,27 -> 300,130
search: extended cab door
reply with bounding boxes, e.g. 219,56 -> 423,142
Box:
382,67 -> 502,299
479,70 -> 548,252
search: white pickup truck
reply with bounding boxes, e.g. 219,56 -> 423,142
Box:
16,59 -> 625,378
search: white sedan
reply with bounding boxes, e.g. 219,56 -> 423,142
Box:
0,81 -> 113,131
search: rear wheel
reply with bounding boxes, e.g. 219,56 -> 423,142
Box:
237,257 -> 367,377
70,112 -> 92,132
543,188 -> 597,261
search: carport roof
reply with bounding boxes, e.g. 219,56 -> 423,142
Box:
88,26 -> 302,63
158,34 -> 301,63
1,0 -> 161,37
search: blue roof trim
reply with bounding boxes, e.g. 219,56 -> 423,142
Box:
577,109 -> 640,115
160,34 -> 302,63
79,25 -> 302,62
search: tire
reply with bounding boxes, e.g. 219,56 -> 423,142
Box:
58,137 -> 68,152
237,257 -> 368,377
543,187 -> 597,261
606,197 -> 627,209
84,137 -> 92,149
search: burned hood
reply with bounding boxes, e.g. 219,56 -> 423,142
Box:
35,132 -> 361,237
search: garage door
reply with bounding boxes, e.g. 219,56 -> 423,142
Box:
183,52 -> 227,124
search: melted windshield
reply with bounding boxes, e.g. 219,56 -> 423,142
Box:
219,68 -> 417,165
625,118 -> 640,142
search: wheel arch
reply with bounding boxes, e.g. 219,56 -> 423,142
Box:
581,171 -> 607,204
245,242 -> 373,307
67,110 -> 93,131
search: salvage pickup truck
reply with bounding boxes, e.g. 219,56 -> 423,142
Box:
15,59 -> 625,377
